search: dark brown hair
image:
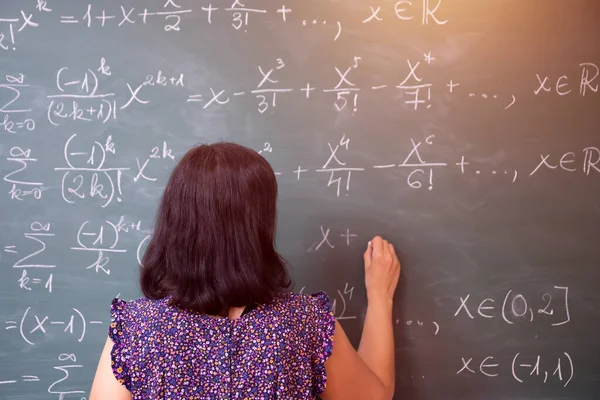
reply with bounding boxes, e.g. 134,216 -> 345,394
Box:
140,142 -> 291,316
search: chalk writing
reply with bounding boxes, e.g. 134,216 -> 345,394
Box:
1,353 -> 91,399
2,223 -> 56,294
534,63 -> 599,97
135,142 -> 175,183
0,1 -> 597,398
0,6 -> 41,51
530,147 -> 600,176
308,227 -> 358,251
0,74 -> 32,114
396,319 -> 440,336
47,61 -> 118,125
457,351 -> 574,387
48,354 -> 87,399
4,146 -> 44,201
11,222 -> 56,270
55,133 -> 128,207
299,284 -> 357,320
317,134 -> 364,196
5,306 -> 103,345
183,53 -> 576,113
71,216 -> 142,275
454,286 -> 570,327
330,283 -> 357,320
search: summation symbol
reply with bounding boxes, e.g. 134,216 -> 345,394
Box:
4,146 -> 44,201
48,354 -> 87,399
0,352 -> 89,395
11,222 -> 55,269
0,73 -> 35,133
0,352 -> 90,396
5,222 -> 55,293
0,73 -> 32,114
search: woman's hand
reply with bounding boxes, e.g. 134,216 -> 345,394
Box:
363,236 -> 401,303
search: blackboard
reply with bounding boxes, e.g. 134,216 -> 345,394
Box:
1,0 -> 600,399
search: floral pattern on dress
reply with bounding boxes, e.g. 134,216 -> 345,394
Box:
108,291 -> 335,399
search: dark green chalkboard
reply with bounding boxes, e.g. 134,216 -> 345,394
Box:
1,0 -> 599,399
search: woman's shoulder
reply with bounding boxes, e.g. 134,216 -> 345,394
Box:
109,292 -> 333,322
282,290 -> 331,305
109,296 -> 170,320
111,295 -> 165,307
273,291 -> 335,356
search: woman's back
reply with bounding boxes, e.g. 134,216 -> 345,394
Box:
89,143 -> 400,400
109,291 -> 334,399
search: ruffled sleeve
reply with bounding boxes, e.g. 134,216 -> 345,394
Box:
309,291 -> 336,396
108,298 -> 132,391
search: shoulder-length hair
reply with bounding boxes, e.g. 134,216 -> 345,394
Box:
140,142 -> 291,316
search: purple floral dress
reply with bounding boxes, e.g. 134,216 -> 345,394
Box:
109,291 -> 335,399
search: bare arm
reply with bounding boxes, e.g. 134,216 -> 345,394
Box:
358,237 -> 399,397
89,336 -> 132,400
321,320 -> 388,400
358,297 -> 395,398
321,236 -> 401,400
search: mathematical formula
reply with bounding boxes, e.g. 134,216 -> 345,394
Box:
0,353 -> 88,399
5,306 -> 103,345
2,59 -> 597,126
1,0 -> 596,398
457,352 -> 574,387
4,133 -> 599,205
2,51 -> 598,201
454,286 -> 570,327
1,0 -> 449,52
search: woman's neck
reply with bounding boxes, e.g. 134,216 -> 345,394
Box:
207,306 -> 247,321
